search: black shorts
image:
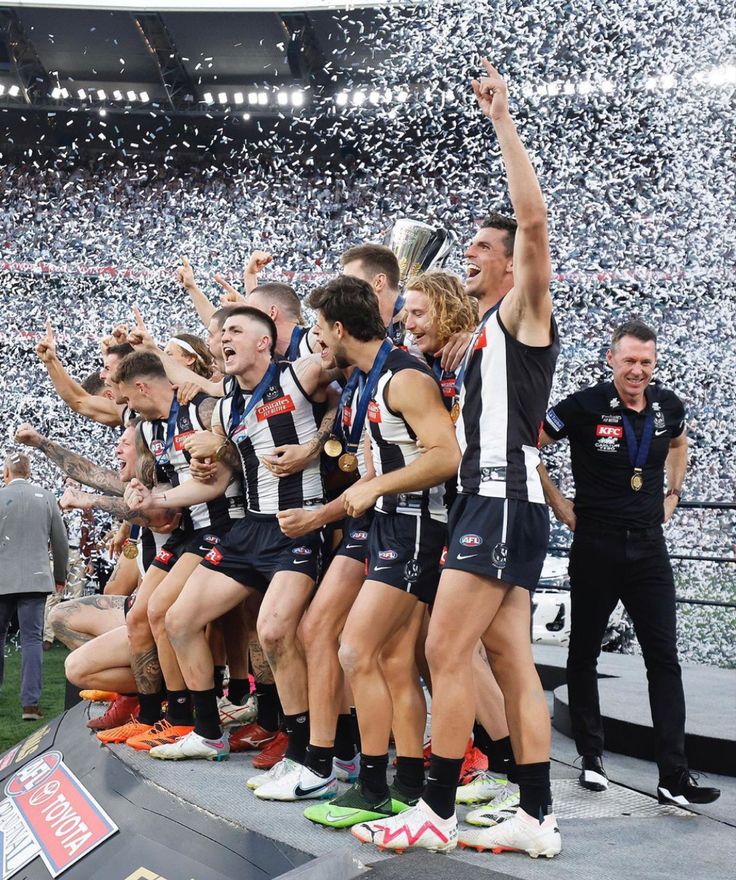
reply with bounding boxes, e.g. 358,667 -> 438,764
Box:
151,522 -> 236,573
442,494 -> 549,591
199,513 -> 321,591
366,512 -> 446,604
334,512 -> 374,563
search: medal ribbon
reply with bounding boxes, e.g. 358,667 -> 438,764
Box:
228,362 -> 280,437
344,338 -> 393,455
386,294 -> 405,343
154,397 -> 180,463
454,297 -> 503,399
331,369 -> 363,442
621,413 -> 655,475
287,326 -> 303,361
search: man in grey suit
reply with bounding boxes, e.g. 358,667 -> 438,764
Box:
0,451 -> 68,719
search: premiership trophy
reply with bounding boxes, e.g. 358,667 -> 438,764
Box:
383,219 -> 457,285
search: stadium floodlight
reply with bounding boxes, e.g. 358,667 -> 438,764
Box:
546,81 -> 560,96
77,88 -> 87,100
248,91 -> 257,104
277,91 -> 288,106
707,64 -> 736,85
233,91 -> 244,104
645,76 -> 658,90
126,90 -> 137,101
203,91 -> 214,105
257,92 -> 268,105
352,90 -> 366,106
218,91 -> 227,104
660,73 -> 676,90
0,85 -> 5,96
113,89 -> 123,100
99,108 -> 106,116
97,89 -> 107,100
8,85 -> 19,97
51,87 -> 62,99
60,88 -> 69,99
291,90 -> 304,107
396,88 -> 409,102
600,79 -> 614,94
369,90 -> 381,105
139,90 -> 149,102
563,82 -> 575,95
577,81 -> 592,95
242,111 -> 250,120
335,92 -> 348,106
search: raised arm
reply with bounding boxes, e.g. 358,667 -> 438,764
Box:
36,320 -> 122,427
16,424 -> 124,495
473,60 -> 552,337
176,256 -> 216,328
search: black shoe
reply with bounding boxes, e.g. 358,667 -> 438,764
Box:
579,755 -> 608,792
658,769 -> 720,805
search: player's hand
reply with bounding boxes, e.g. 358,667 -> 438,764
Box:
552,496 -> 576,532
277,508 -> 320,539
245,250 -> 272,280
36,319 -> 57,364
108,521 -> 130,557
176,256 -> 197,291
100,323 -> 130,355
261,443 -> 313,478
471,58 -> 510,122
189,457 -> 218,483
151,511 -> 182,534
343,479 -> 380,518
15,423 -> 44,447
124,478 -> 153,511
127,306 -> 157,350
663,494 -> 679,524
175,381 -> 202,406
436,330 -> 472,372
214,273 -> 246,305
60,487 -> 87,511
182,430 -> 223,461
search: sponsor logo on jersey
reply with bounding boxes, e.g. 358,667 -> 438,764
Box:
205,547 -> 223,565
256,395 -> 296,421
378,549 -> 398,561
154,549 -> 173,565
601,414 -> 621,423
596,424 -> 623,439
173,430 -> 195,451
440,377 -> 456,398
367,400 -> 381,423
263,385 -> 281,402
595,436 -> 619,453
459,534 -> 483,547
473,327 -> 487,350
292,546 -> 312,556
545,407 -> 564,432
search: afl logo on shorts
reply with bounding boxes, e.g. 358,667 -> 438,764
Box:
292,546 -> 312,556
205,547 -> 223,565
460,534 -> 483,548
204,535 -> 220,545
378,550 -> 398,561
350,531 -> 368,541
404,559 -> 421,582
491,542 -> 508,568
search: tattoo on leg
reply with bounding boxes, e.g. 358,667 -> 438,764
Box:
249,639 -> 274,683
132,645 -> 162,695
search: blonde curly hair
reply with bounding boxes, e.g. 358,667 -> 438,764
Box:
404,270 -> 477,345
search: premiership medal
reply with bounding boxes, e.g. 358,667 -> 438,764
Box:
631,470 -> 643,492
324,437 -> 343,458
338,452 -> 359,473
123,541 -> 139,559
450,402 -> 461,424
622,412 -> 654,495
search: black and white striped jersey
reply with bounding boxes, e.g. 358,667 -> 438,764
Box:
216,362 -> 324,514
456,308 -> 559,504
120,405 -> 137,429
139,393 -> 245,530
367,349 -> 447,522
283,326 -> 315,362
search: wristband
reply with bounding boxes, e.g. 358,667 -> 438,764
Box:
665,488 -> 681,502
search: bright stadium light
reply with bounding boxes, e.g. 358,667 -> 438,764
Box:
0,85 -> 5,96
577,81 -> 592,95
707,64 -> 736,85
139,90 -> 149,102
203,91 -> 214,105
645,76 -> 658,90
242,111 -> 250,120
218,91 -> 227,104
233,91 -> 244,104
248,91 -> 257,104
369,89 -> 381,104
352,90 -> 366,106
113,89 -> 123,100
99,108 -> 107,116
9,85 -> 20,96
77,88 -> 87,100
277,91 -> 288,106
546,81 -> 560,96
126,90 -> 137,101
291,89 -> 304,107
600,79 -> 614,94
51,87 -> 62,99
60,87 -> 69,99
97,89 -> 107,100
257,92 -> 268,105
563,82 -> 575,95
396,88 -> 408,102
335,91 -> 348,106
383,88 -> 392,102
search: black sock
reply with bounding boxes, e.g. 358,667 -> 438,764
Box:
165,689 -> 193,725
191,688 -> 222,740
423,754 -> 463,819
359,753 -> 389,800
136,692 -> 164,726
255,682 -> 280,732
473,722 -> 493,758
350,706 -> 362,753
305,744 -> 334,778
213,665 -> 226,699
517,761 -> 552,823
227,678 -> 250,705
283,711 -> 310,764
334,713 -> 357,761
489,735 -> 517,782
394,756 -> 425,797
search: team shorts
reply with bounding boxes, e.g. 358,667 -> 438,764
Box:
151,522 -> 235,573
442,494 -> 549,591
366,512 -> 446,604
334,511 -> 374,563
199,513 -> 321,591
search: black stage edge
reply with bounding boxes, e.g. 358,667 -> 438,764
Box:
0,702 -> 318,879
534,645 -> 736,776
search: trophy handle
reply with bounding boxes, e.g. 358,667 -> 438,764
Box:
417,229 -> 456,272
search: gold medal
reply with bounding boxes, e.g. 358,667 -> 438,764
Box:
123,541 -> 139,559
631,470 -> 643,492
338,452 -> 359,473
450,402 -> 461,424
324,437 -> 343,458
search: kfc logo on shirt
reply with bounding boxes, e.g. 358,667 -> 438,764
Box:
596,424 -> 623,439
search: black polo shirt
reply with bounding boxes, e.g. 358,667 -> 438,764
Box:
544,380 -> 686,529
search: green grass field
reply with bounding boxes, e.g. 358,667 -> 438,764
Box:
0,643 -> 69,753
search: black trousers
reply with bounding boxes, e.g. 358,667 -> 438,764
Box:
566,522 -> 687,777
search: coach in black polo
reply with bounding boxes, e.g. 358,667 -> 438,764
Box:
539,319 -> 719,806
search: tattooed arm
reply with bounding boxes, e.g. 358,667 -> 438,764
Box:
16,424 -> 124,495
59,486 -> 177,529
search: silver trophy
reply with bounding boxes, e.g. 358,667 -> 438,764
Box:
383,219 -> 457,285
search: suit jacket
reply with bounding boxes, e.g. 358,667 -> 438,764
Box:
0,479 -> 69,596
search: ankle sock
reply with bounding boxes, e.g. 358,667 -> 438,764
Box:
517,761 -> 552,823
334,713 -> 357,761
165,689 -> 193,725
191,688 -> 222,740
359,753 -> 389,800
394,756 -> 425,797
255,681 -> 280,731
423,753 -> 463,819
489,735 -> 517,781
283,711 -> 310,764
305,744 -> 334,778
136,691 -> 164,726
227,678 -> 250,705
